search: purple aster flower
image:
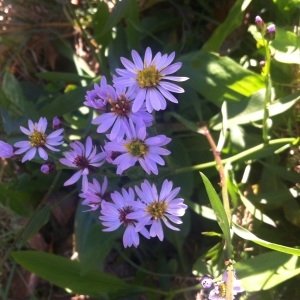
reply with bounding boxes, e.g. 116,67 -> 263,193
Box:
113,47 -> 189,113
0,141 -> 14,158
104,120 -> 171,175
59,136 -> 107,191
84,76 -> 112,110
91,76 -> 154,140
14,117 -> 64,163
127,179 -> 187,241
205,270 -> 244,300
79,177 -> 108,211
99,187 -> 150,248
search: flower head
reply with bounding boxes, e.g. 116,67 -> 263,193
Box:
113,47 -> 188,113
84,76 -> 111,110
59,136 -> 107,191
79,177 -> 108,211
127,179 -> 187,241
99,187 -> 150,248
90,76 -> 154,140
0,141 -> 14,158
201,270 -> 244,300
104,120 -> 171,175
14,117 -> 64,163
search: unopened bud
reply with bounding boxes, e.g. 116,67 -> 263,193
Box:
52,116 -> 63,130
259,60 -> 266,67
41,162 -> 56,174
255,16 -> 265,32
265,24 -> 276,41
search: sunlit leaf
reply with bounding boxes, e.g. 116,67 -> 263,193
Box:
239,193 -> 276,227
232,223 -> 300,256
200,173 -> 232,256
180,52 -> 265,106
202,0 -> 252,52
236,251 -> 300,291
211,90 -> 300,130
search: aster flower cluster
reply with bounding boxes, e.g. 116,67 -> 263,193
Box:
0,117 -> 64,163
0,47 -> 188,249
200,270 -> 244,300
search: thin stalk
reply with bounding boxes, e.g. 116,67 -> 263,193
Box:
175,138 -> 296,174
199,126 -> 231,225
262,37 -> 272,144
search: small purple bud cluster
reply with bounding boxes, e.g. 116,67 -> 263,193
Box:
0,47 -> 189,248
255,15 -> 276,41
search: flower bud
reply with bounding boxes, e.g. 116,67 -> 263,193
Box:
265,24 -> 276,41
255,15 -> 265,32
41,162 -> 56,174
52,116 -> 63,130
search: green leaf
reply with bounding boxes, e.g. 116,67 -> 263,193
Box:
38,86 -> 87,118
168,112 -> 200,132
11,251 -> 129,297
36,72 -> 91,83
232,222 -> 300,256
283,198 -> 300,227
185,199 -> 217,221
180,52 -> 265,106
75,206 -> 121,275
1,72 -> 39,120
18,205 -> 51,247
92,1 -> 111,48
103,0 -> 132,32
236,251 -> 300,291
200,173 -> 232,256
125,0 -> 140,50
211,90 -> 300,130
239,193 -> 276,227
202,0 -> 252,52
259,160 -> 300,184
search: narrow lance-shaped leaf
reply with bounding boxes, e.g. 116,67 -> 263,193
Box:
232,223 -> 300,256
200,172 -> 232,258
11,250 -> 129,297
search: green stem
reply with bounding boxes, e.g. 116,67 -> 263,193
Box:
262,38 -> 272,144
175,138 -> 296,174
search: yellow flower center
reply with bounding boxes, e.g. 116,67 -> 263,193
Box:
124,139 -> 148,157
109,94 -> 131,117
146,201 -> 168,220
218,283 -> 226,297
30,131 -> 47,147
136,64 -> 161,88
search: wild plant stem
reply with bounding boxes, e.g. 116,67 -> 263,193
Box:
199,126 -> 231,224
262,38 -> 272,144
199,125 -> 233,300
